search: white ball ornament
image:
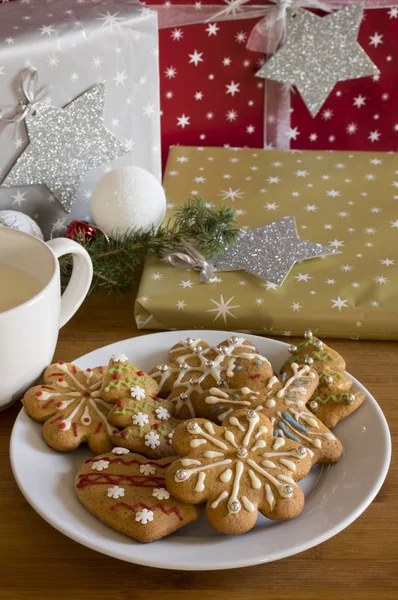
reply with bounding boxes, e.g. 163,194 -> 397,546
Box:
90,166 -> 166,236
0,210 -> 43,240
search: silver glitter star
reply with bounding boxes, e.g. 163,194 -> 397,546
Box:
210,217 -> 336,286
256,4 -> 379,117
1,83 -> 128,212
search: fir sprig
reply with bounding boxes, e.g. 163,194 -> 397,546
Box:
60,199 -> 239,294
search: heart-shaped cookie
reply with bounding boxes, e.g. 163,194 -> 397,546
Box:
75,449 -> 202,542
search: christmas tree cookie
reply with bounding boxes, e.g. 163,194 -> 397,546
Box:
22,362 -> 117,454
76,451 -> 202,543
100,354 -> 159,403
109,395 -> 182,459
280,330 -> 365,429
166,409 -> 312,535
149,336 -> 273,419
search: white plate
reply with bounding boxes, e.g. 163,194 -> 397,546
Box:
10,330 -> 391,570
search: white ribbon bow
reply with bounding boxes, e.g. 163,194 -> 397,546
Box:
165,239 -> 217,283
0,67 -> 51,135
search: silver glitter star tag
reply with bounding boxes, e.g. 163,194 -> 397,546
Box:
2,83 -> 129,212
210,217 -> 337,286
256,4 -> 379,117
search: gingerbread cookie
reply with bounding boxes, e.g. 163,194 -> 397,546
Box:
166,409 -> 312,535
22,361 -> 117,453
149,336 -> 273,419
193,386 -> 264,423
100,354 -> 159,403
110,395 -> 182,458
76,450 -> 202,543
281,330 -> 365,429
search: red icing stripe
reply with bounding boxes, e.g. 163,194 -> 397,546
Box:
250,374 -> 262,380
50,415 -> 63,424
49,373 -> 65,377
43,399 -> 54,409
111,501 -> 183,521
85,457 -> 172,469
95,422 -> 102,434
76,473 -> 165,489
42,386 -> 56,391
72,422 -> 78,437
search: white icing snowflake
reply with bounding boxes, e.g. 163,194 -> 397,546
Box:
132,411 -> 149,426
155,406 -> 170,420
145,431 -> 160,449
91,460 -> 110,471
135,508 -> 154,524
140,463 -> 156,475
130,385 -> 146,400
152,487 -> 170,500
107,485 -> 125,499
168,431 -> 174,445
111,353 -> 129,363
111,447 -> 130,455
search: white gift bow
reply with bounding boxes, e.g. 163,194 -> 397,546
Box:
0,67 -> 51,136
165,239 -> 217,283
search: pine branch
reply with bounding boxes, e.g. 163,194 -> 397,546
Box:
60,198 -> 239,294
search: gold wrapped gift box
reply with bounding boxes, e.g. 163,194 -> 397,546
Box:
135,146 -> 398,340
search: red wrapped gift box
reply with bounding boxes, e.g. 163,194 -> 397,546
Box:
146,0 -> 398,165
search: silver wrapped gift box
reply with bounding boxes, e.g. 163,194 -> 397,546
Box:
0,0 -> 161,239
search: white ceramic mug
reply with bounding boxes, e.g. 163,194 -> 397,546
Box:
0,228 -> 93,409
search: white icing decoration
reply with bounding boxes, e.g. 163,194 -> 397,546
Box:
265,398 -> 276,408
155,406 -> 170,420
251,440 -> 266,452
239,352 -> 271,367
217,408 -> 233,422
190,439 -> 207,448
111,353 -> 129,363
56,379 -> 69,388
92,460 -> 109,471
276,363 -> 314,399
59,398 -> 85,431
205,395 -> 251,406
140,464 -> 156,475
273,438 -> 285,450
135,508 -> 154,524
243,411 -> 259,447
278,474 -> 296,485
224,430 -> 238,448
255,425 -> 268,439
211,491 -> 229,508
56,362 -> 86,391
80,405 -> 91,425
208,387 -> 228,399
112,447 -> 130,455
181,458 -> 201,466
107,485 -> 125,499
229,416 -> 245,432
204,422 -> 215,434
145,431 -> 160,449
278,458 -> 296,472
220,468 -> 233,482
195,472 -> 206,492
248,469 -> 261,489
265,483 -> 275,510
130,385 -> 146,400
241,495 -> 255,513
152,487 -> 170,500
267,376 -> 279,389
228,461 -> 244,513
132,412 -> 149,426
262,459 -> 277,468
188,424 -> 228,450
203,451 -> 224,458
88,398 -> 115,436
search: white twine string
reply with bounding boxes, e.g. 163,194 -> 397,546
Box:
164,239 -> 217,283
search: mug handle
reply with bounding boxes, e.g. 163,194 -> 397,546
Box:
46,238 -> 93,329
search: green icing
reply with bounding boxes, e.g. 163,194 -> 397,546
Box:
104,376 -> 149,393
296,339 -> 315,349
108,365 -> 132,374
320,371 -> 344,380
312,392 -> 355,406
113,401 -> 153,416
284,352 -> 335,366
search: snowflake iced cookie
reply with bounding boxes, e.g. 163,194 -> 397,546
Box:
166,409 -> 312,535
100,355 -> 159,403
75,451 -> 202,543
280,330 -> 365,429
22,362 -> 117,454
109,396 -> 182,459
193,387 -> 264,423
149,336 -> 273,419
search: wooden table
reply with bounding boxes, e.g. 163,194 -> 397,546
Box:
1,293 -> 397,600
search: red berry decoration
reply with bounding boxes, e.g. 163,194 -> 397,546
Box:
66,220 -> 97,243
